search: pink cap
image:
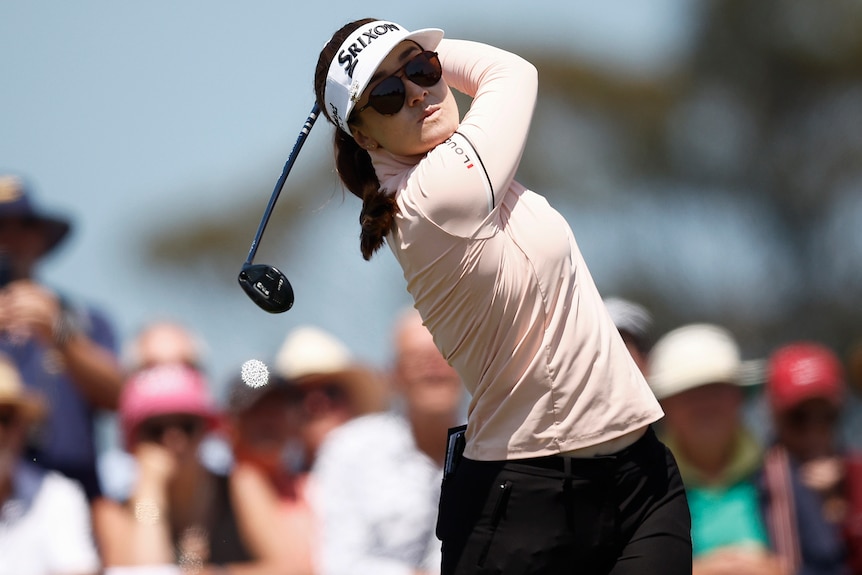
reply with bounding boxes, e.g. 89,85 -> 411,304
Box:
119,364 -> 220,449
767,342 -> 845,414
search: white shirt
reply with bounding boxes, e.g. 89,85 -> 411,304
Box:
312,412 -> 444,575
0,463 -> 101,575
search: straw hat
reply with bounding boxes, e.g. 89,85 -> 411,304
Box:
274,325 -> 388,415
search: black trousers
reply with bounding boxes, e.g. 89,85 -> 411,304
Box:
436,427 -> 692,574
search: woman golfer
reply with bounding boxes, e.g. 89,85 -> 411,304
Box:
313,18 -> 692,574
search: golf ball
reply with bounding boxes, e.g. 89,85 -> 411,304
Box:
240,359 -> 269,388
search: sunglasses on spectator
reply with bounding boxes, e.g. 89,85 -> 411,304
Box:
137,416 -> 205,443
137,359 -> 202,372
0,406 -> 20,429
353,51 -> 442,117
782,405 -> 839,431
0,217 -> 41,232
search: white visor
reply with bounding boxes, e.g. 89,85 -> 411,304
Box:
324,20 -> 444,134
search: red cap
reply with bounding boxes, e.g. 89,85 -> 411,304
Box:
767,342 -> 845,414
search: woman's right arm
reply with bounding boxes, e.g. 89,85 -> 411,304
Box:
436,38 -> 538,205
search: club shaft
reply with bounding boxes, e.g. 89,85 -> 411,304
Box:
244,102 -> 320,265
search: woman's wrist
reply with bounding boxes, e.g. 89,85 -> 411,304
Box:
132,498 -> 163,525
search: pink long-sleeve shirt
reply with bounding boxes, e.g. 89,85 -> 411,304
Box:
371,38 -> 663,461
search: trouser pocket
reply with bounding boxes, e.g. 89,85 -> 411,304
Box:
476,480 -> 513,568
438,459 -> 508,575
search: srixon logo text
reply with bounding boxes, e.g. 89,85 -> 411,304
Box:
338,23 -> 402,78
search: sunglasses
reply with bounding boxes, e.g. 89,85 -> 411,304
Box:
353,51 -> 442,117
782,405 -> 839,431
0,217 -> 41,231
0,407 -> 20,429
137,416 -> 205,443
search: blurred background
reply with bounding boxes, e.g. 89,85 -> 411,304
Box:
3,0 -> 861,407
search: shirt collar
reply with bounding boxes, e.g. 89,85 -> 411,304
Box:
665,428 -> 763,488
369,148 -> 424,193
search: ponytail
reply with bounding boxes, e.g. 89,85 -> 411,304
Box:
332,129 -> 398,260
359,186 -> 399,261
315,18 -> 399,261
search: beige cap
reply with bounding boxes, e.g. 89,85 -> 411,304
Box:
274,326 -> 388,415
647,323 -> 756,400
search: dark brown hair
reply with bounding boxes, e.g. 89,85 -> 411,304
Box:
315,18 -> 399,261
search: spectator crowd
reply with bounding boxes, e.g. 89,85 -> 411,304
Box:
0,173 -> 860,574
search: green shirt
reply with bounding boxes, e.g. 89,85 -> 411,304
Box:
687,479 -> 770,556
665,429 -> 770,557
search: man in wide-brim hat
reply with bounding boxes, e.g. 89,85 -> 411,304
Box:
0,173 -> 123,501
269,325 -> 389,467
0,174 -> 71,273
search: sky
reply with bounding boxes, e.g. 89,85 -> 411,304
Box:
1,1 -> 699,396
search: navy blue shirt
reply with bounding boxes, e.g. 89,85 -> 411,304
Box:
0,298 -> 117,500
760,448 -> 851,575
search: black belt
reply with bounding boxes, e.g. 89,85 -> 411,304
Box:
508,427 -> 654,472
511,455 -> 572,471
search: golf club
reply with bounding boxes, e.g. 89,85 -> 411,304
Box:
238,102 -> 320,313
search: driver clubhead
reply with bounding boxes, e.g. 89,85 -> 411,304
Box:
238,264 -> 294,313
